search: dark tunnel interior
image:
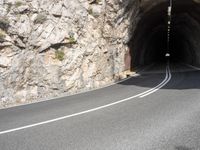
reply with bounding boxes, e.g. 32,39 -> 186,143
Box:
128,0 -> 200,68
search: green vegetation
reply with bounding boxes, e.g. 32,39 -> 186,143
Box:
0,17 -> 10,31
68,36 -> 76,44
15,1 -> 23,7
0,29 -> 6,42
34,14 -> 47,24
96,0 -> 102,3
88,7 -> 93,15
55,50 -> 65,61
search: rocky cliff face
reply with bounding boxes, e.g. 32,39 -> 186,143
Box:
0,0 -> 141,107
1,0 -> 199,107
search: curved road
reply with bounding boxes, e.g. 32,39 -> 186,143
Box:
0,63 -> 200,150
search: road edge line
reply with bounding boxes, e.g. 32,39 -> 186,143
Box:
0,64 -> 169,135
0,64 -> 154,110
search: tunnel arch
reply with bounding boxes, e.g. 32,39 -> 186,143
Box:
128,0 -> 200,69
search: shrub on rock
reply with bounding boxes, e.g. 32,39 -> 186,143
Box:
0,17 -> 10,31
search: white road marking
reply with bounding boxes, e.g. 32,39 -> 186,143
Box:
0,64 -> 154,110
140,64 -> 171,98
0,64 -> 171,135
137,66 -> 169,98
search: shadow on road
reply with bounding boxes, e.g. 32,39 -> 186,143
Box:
118,63 -> 200,90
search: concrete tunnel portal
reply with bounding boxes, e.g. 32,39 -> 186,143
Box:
127,0 -> 200,69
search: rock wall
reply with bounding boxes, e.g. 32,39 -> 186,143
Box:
0,0 -> 142,107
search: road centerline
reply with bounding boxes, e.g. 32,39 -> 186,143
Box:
140,64 -> 171,98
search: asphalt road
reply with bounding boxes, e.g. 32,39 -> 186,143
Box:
0,63 -> 200,150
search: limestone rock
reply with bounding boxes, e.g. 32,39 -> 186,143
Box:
50,2 -> 63,17
16,15 -> 32,37
0,0 -> 131,108
17,5 -> 30,13
0,56 -> 11,68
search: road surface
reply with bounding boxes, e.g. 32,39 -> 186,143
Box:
0,63 -> 200,150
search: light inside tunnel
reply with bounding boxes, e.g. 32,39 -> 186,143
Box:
128,0 -> 200,68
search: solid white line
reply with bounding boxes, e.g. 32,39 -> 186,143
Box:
0,64 -> 170,135
0,64 -> 155,110
140,65 -> 171,98
138,66 -> 169,98
140,68 -> 169,97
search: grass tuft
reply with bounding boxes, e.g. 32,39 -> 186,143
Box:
0,17 -> 10,31
0,29 -> 6,42
55,50 -> 65,61
15,1 -> 23,7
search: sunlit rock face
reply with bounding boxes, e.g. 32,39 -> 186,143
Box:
0,0 -> 200,107
0,0 -> 133,107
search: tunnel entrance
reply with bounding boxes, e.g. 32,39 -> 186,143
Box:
128,0 -> 200,69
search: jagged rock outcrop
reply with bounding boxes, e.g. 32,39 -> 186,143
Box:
1,0 -> 200,108
0,0 -> 139,107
